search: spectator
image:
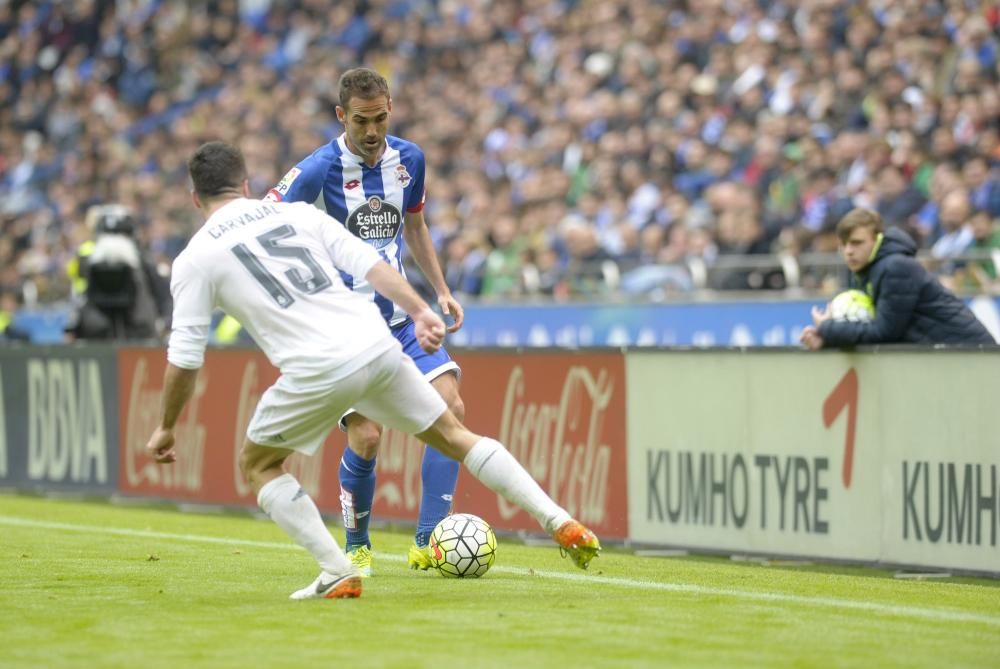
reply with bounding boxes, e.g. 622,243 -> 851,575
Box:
442,231 -> 487,298
799,168 -> 843,234
562,219 -> 614,297
931,188 -> 975,262
914,163 -> 964,244
1,0 -> 999,305
962,155 -> 1000,217
480,215 -> 525,299
962,211 -> 1000,290
0,288 -> 30,341
874,164 -> 926,229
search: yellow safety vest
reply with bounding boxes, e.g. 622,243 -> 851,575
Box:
66,240 -> 96,295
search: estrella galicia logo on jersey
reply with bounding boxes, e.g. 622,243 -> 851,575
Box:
346,196 -> 402,249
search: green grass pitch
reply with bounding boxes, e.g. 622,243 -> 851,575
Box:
1,493 -> 997,668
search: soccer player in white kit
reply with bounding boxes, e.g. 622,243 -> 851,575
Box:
145,141 -> 600,600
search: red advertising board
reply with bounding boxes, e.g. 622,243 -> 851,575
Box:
374,351 -> 629,539
117,348 -> 343,509
118,348 -> 629,540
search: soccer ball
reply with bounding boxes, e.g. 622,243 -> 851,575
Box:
829,289 -> 875,322
429,513 -> 497,578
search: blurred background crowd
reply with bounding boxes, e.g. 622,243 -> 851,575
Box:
3,0 -> 1000,322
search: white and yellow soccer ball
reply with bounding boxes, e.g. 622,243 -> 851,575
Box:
829,289 -> 875,322
429,513 -> 497,578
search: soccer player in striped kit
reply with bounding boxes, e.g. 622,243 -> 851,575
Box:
151,140 -> 600,599
267,68 -> 464,575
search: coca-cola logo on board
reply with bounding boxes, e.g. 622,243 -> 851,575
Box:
498,365 -> 613,524
124,356 -> 207,491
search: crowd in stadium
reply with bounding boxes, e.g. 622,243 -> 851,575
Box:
2,0 -> 1000,313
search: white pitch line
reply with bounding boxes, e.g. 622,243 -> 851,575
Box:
2,515 -> 998,627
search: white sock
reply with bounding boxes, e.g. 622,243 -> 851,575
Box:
463,438 -> 571,533
257,473 -> 352,575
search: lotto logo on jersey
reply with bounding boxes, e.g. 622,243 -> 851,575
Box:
346,196 -> 402,250
265,167 -> 302,202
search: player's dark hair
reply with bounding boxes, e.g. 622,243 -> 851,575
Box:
188,141 -> 247,200
338,67 -> 390,111
836,208 -> 884,243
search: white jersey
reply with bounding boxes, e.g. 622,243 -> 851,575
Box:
169,198 -> 398,382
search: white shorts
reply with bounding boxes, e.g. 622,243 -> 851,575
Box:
337,362 -> 459,431
246,350 -> 448,456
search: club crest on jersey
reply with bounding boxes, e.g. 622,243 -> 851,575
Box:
346,196 -> 402,250
394,164 -> 412,187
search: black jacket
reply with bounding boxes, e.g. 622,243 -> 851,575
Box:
819,228 -> 996,346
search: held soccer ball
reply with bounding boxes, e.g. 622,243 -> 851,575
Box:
829,289 -> 875,322
429,513 -> 497,578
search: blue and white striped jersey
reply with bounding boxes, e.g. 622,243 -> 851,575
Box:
267,133 -> 426,326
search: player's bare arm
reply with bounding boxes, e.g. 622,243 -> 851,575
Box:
365,261 -> 445,352
146,363 -> 200,463
403,210 -> 464,332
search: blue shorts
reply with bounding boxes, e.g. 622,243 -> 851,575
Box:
338,319 -> 460,430
392,319 -> 461,379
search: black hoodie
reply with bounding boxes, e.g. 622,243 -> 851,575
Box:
818,228 -> 996,346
